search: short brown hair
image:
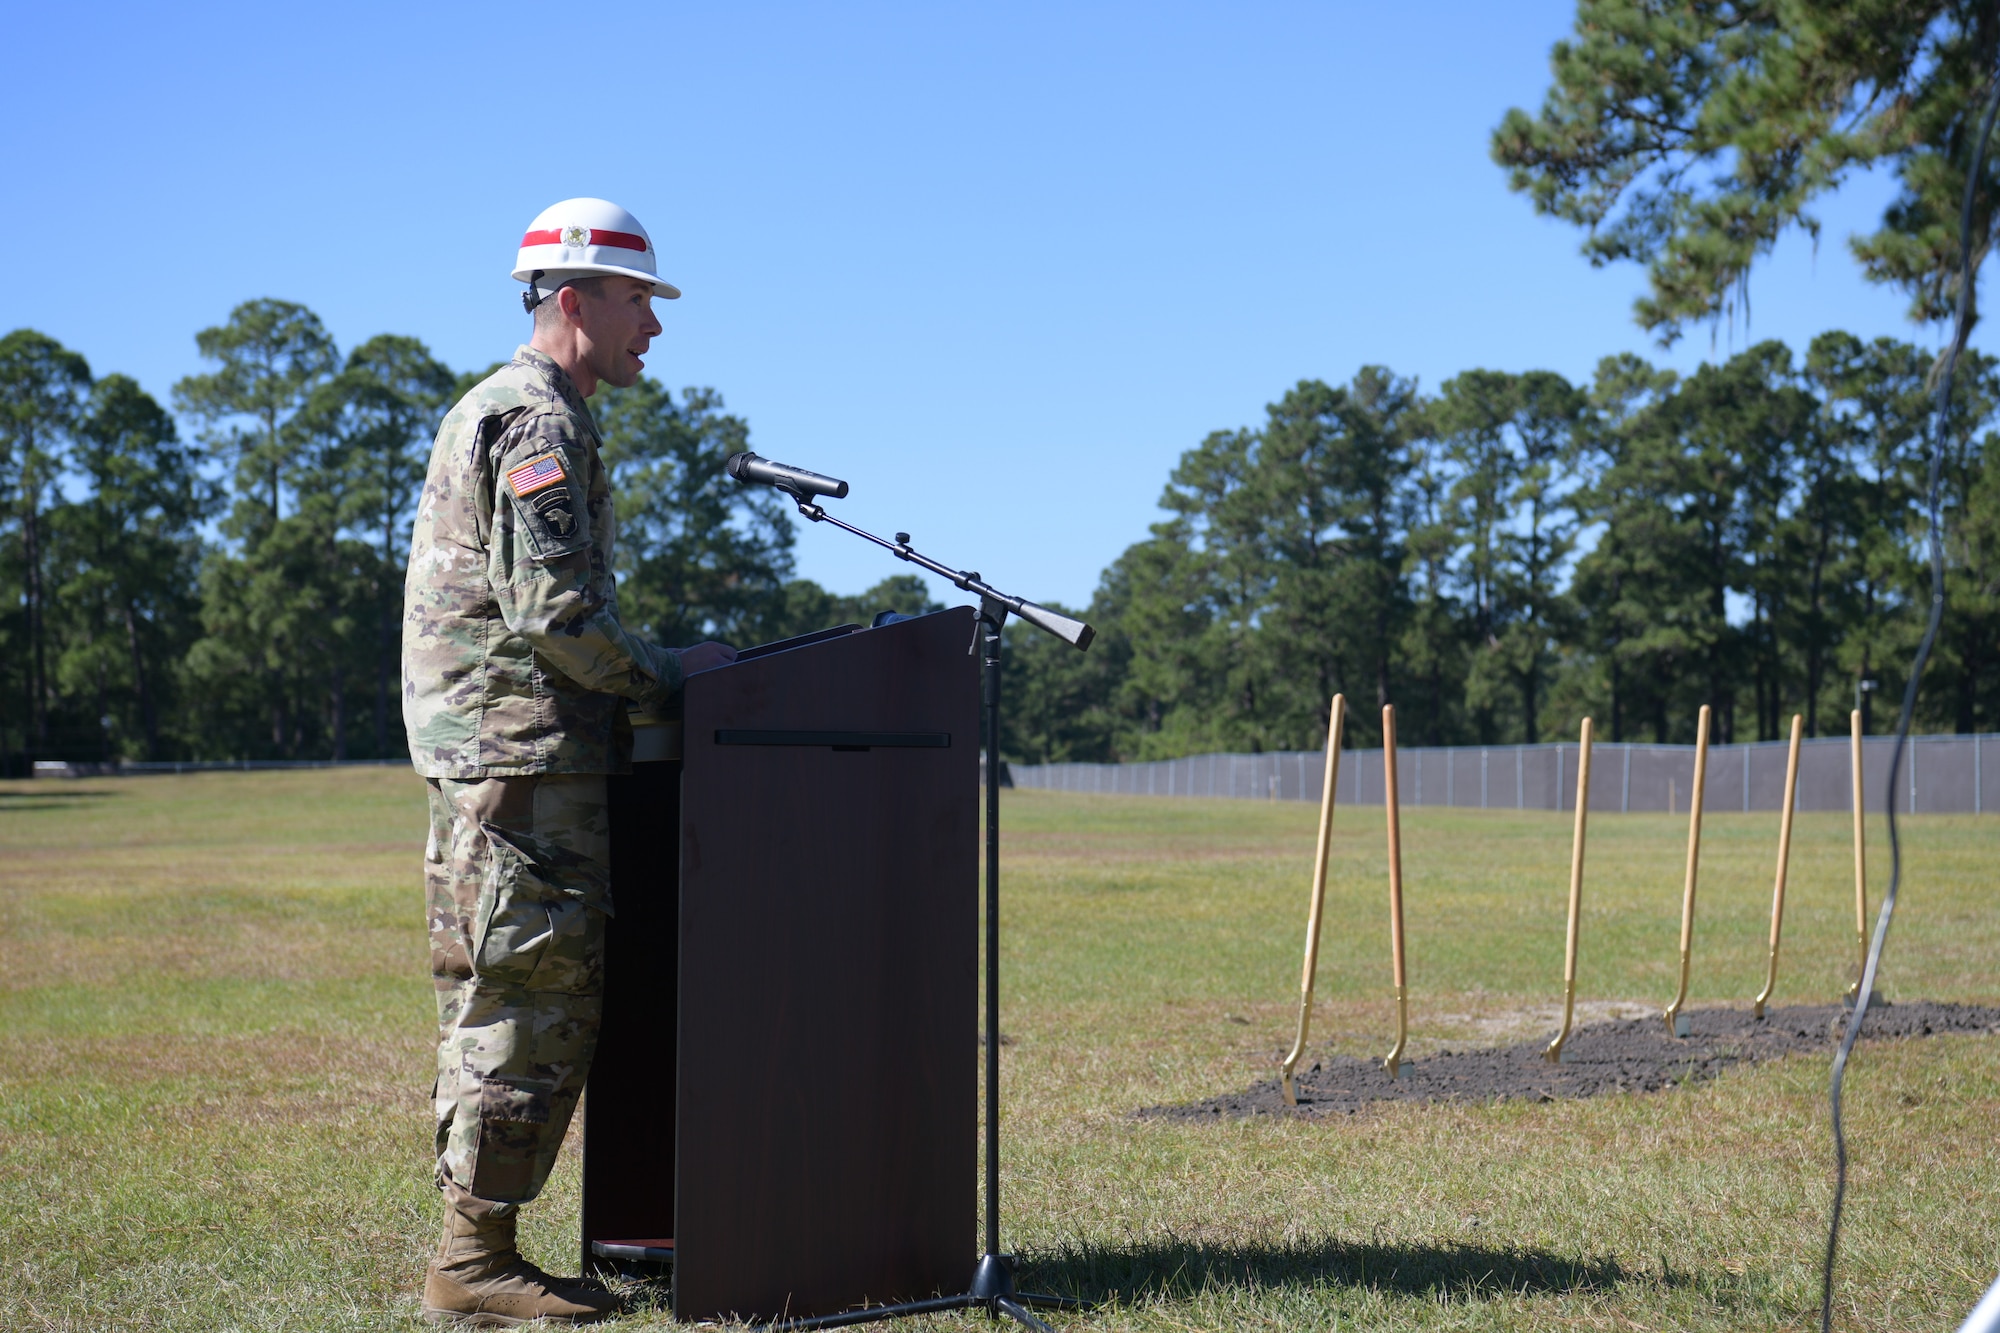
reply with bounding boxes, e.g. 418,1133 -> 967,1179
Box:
530,275 -> 610,331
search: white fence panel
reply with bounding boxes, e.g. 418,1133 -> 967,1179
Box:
1009,734 -> 1996,814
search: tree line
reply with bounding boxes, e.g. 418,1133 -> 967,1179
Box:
6,308 -> 1996,769
1002,336 -> 2000,763
0,302 -> 932,768
994,0 -> 2000,763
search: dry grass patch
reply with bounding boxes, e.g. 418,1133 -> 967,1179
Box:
2,774 -> 1995,1330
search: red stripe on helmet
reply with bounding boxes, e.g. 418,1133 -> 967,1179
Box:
519,227 -> 650,252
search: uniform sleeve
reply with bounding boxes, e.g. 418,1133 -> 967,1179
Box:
486,410 -> 685,706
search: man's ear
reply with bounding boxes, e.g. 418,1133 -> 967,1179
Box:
556,284 -> 587,324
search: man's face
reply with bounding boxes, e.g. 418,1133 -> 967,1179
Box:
571,277 -> 663,390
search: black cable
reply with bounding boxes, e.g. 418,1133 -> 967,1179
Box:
1819,70 -> 2000,1333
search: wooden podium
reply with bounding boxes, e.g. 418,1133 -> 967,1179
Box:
585,608 -> 979,1323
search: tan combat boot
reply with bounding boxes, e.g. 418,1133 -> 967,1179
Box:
422,1203 -> 618,1327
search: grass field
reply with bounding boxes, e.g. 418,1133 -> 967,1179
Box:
2,769 -> 1995,1330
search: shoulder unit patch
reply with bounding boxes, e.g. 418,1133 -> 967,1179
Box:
530,486 -> 580,540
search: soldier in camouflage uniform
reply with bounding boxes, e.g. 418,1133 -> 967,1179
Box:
405,198 -> 734,1326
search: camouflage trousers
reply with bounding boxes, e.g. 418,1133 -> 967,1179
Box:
425,774 -> 612,1217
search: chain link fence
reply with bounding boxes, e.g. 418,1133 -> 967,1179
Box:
1011,734 -> 1997,815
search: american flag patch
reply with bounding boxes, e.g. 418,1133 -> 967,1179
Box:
505,454 -> 566,496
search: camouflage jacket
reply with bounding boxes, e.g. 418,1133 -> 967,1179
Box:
402,346 -> 682,777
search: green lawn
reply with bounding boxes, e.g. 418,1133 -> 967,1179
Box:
2,771 -> 1995,1330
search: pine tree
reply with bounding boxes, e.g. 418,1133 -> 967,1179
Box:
50,376 -> 213,759
0,330 -> 91,756
1495,1 -> 2000,341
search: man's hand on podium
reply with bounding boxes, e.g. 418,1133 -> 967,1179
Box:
678,641 -> 739,675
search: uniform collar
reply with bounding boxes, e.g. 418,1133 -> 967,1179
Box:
513,346 -> 593,418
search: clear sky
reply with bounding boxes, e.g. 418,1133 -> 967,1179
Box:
8,2 -> 1978,613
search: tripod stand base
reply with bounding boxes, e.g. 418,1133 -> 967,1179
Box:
755,1254 -> 1083,1332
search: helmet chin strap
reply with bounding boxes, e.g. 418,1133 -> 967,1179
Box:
520,269 -> 547,313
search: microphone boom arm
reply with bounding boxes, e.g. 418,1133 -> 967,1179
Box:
780,489 -> 1093,651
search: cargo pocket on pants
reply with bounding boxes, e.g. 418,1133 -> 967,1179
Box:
471,828 -> 605,996
469,1074 -> 552,1202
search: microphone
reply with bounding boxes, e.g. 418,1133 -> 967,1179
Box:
1013,600 -> 1095,651
724,451 -> 850,500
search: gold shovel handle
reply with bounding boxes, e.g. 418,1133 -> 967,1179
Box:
1280,695 -> 1345,1106
1546,718 -> 1592,1063
1663,704 -> 1711,1036
1848,709 -> 1867,999
1752,714 -> 1803,1017
1382,705 -> 1408,1078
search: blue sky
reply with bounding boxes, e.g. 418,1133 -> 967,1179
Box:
7,3 -> 1975,615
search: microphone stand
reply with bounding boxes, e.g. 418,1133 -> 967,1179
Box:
758,486 -> 1092,1332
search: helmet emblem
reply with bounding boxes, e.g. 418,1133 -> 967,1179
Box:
561,224 -> 590,248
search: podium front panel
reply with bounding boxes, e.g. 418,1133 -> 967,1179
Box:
675,609 -> 978,1320
584,758 -> 681,1259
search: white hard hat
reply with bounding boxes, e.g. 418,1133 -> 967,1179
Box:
513,197 -> 681,305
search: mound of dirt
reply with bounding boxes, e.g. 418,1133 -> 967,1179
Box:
1139,1001 -> 2000,1121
